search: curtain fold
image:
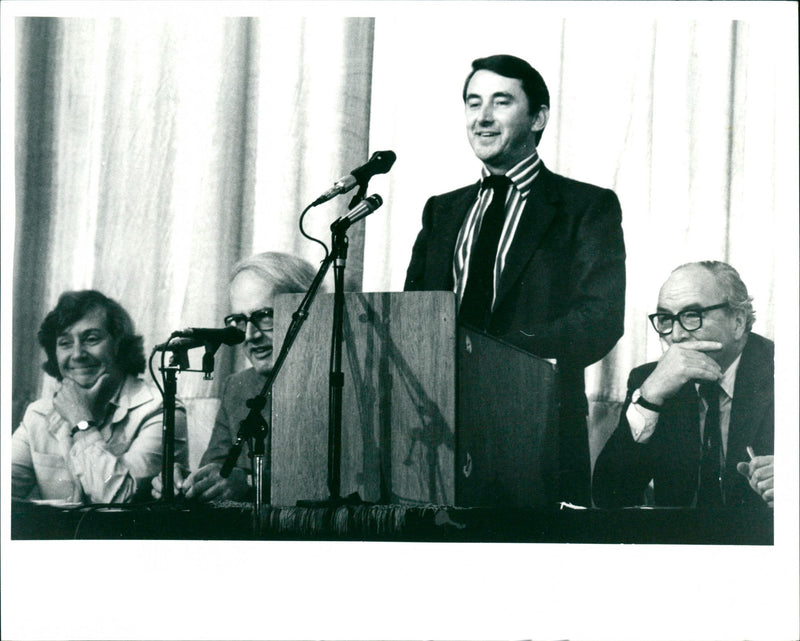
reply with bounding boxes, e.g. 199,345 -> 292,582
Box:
13,17 -> 63,429
12,16 -> 375,436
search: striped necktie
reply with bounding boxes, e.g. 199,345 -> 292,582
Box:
459,174 -> 511,329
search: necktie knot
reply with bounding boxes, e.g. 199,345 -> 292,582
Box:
482,174 -> 512,193
698,381 -> 721,404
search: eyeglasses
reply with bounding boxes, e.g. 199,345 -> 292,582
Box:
223,307 -> 274,333
648,302 -> 729,336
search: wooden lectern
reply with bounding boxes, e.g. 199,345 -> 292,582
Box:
271,291 -> 558,508
456,325 -> 559,507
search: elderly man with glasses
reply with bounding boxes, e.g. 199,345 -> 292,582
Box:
592,261 -> 774,509
152,252 -> 317,502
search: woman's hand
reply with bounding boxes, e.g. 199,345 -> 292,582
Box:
53,373 -> 118,425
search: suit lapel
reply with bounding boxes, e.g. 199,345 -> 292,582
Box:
727,336 -> 771,462
494,167 -> 559,308
431,183 -> 480,289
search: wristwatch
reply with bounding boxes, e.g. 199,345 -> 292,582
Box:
631,388 -> 663,412
71,420 -> 96,437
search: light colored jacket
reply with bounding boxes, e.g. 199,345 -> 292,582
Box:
12,376 -> 188,504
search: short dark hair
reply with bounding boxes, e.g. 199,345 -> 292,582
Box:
462,54 -> 550,142
38,290 -> 146,380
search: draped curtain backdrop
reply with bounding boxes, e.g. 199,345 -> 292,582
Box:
364,10 -> 796,462
13,16 -> 374,468
12,9 -> 796,470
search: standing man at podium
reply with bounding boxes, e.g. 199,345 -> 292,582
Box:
405,54 -> 626,505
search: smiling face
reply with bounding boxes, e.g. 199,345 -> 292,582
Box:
464,69 -> 547,173
657,265 -> 747,370
55,306 -> 120,388
229,270 -> 278,377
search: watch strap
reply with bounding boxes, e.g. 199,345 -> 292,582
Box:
633,389 -> 663,412
71,420 -> 97,436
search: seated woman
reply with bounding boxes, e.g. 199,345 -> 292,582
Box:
12,290 -> 188,504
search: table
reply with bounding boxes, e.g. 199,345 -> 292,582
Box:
11,500 -> 773,544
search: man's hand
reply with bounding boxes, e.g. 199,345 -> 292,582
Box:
639,341 -> 723,405
151,463 -> 190,499
53,373 -> 114,426
183,463 -> 250,502
736,455 -> 774,507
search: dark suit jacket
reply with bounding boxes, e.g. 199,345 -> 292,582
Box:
201,367 -> 267,499
592,333 -> 775,508
405,165 -> 626,367
404,164 -> 626,503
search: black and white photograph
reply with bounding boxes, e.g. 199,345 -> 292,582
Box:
2,1 -> 798,640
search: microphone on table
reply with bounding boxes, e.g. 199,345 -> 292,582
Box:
311,150 -> 396,206
154,326 -> 245,379
153,326 -> 245,351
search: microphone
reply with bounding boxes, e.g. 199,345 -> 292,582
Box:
174,326 -> 245,345
312,151 -> 396,206
330,194 -> 384,232
153,326 -> 245,351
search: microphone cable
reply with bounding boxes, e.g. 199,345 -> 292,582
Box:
298,201 -> 330,260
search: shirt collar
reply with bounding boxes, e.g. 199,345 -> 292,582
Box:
694,352 -> 742,400
109,376 -> 151,423
719,352 -> 742,399
480,150 -> 541,196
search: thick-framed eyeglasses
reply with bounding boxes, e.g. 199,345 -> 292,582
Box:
223,307 -> 274,333
648,302 -> 729,336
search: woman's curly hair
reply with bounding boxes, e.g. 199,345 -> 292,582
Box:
38,290 -> 146,380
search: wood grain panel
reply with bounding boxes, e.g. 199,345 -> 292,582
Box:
271,292 -> 457,506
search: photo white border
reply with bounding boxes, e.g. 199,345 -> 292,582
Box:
1,2 -> 797,640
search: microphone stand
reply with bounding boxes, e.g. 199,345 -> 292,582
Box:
161,363 -> 179,502
219,192 -> 383,531
328,225 -> 348,502
219,239 -> 335,533
158,346 -> 190,503
158,342 -> 222,503
294,209 -> 369,508
221,202 -> 377,524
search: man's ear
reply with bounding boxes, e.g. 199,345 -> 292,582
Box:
731,309 -> 748,340
531,105 -> 549,133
